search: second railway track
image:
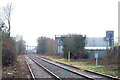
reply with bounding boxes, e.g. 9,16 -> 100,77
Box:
28,54 -> 91,80
28,54 -> 112,80
29,54 -> 120,80
37,55 -> 120,80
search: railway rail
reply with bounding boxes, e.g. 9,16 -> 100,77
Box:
25,59 -> 35,80
28,54 -> 92,80
33,54 -> 120,80
28,54 -> 117,80
25,55 -> 61,80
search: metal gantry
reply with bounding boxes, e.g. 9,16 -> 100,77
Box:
25,45 -> 37,54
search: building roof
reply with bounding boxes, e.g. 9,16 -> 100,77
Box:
84,47 -> 110,50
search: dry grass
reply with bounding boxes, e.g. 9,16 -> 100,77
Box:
2,55 -> 30,78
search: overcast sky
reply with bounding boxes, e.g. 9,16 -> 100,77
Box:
0,0 -> 119,46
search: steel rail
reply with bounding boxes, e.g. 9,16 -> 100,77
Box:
36,56 -> 94,80
28,56 -> 62,80
39,55 -> 120,80
25,59 -> 35,80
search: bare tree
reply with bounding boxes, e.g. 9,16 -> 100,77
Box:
0,17 -> 8,32
0,10 -> 5,30
2,2 -> 13,36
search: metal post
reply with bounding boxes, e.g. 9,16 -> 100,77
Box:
96,58 -> 97,68
68,51 -> 70,62
95,53 -> 98,68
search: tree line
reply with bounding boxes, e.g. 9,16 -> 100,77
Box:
37,37 -> 57,55
0,3 -> 26,66
37,34 -> 87,59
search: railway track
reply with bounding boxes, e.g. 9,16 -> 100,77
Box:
28,54 -> 115,80
31,54 -> 120,80
37,55 -> 120,80
25,55 -> 61,80
28,54 -> 92,80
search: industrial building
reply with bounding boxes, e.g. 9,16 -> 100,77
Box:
85,31 -> 114,58
85,37 -> 109,58
55,31 -> 114,58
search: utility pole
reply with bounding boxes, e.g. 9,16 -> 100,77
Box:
0,29 -> 2,80
118,1 -> 120,78
119,2 -> 120,52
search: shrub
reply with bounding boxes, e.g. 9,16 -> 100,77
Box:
2,33 -> 17,66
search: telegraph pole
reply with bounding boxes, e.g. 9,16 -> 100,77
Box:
0,28 -> 2,79
118,2 -> 120,78
119,2 -> 120,52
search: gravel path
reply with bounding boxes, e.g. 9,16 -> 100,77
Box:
25,55 -> 52,78
28,54 -> 85,79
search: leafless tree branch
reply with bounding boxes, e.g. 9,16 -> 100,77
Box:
2,2 -> 14,36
